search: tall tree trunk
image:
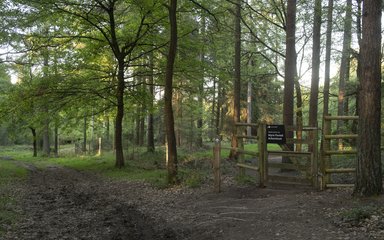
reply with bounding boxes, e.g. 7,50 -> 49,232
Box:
83,114 -> 87,153
309,0 -> 322,128
139,110 -> 145,146
175,91 -> 182,147
322,0 -> 334,117
295,78 -> 303,152
54,123 -> 58,157
354,0 -> 382,197
320,0 -> 334,181
283,0 -> 296,149
30,127 -> 37,157
211,78 -> 216,140
352,0 -> 362,139
337,0 -> 353,150
135,104 -> 142,146
164,0 -> 178,185
229,0 -> 241,160
90,113 -> 95,152
147,52 -> 155,153
247,81 -> 252,137
115,59 -> 125,168
197,16 -> 206,148
42,115 -> 50,157
215,80 -> 222,137
42,44 -> 50,157
105,114 -> 110,145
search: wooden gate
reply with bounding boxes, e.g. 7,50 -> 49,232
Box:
320,115 -> 358,189
263,126 -> 319,188
220,123 -> 319,189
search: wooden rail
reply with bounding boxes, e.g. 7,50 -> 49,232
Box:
325,168 -> 355,173
324,116 -> 359,120
324,134 -> 358,140
321,115 -> 358,190
236,163 -> 259,171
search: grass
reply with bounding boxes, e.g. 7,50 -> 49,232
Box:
0,159 -> 29,235
0,142 -> 288,191
339,205 -> 378,224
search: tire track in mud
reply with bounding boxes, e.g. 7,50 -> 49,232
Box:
3,166 -> 180,240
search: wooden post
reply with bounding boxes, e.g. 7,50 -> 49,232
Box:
238,125 -> 245,176
312,128 -> 319,189
322,116 -> 331,189
213,138 -> 221,193
258,124 -> 267,187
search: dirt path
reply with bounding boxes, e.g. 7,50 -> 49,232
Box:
3,163 -> 384,240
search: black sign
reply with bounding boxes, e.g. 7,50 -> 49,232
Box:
266,125 -> 286,144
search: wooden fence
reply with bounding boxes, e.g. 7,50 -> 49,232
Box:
216,123 -> 319,190
320,115 -> 358,189
212,116 -> 384,191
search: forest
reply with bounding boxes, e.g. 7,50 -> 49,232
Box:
0,0 -> 384,239
0,0 -> 383,205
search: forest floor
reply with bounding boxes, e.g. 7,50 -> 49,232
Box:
2,158 -> 384,240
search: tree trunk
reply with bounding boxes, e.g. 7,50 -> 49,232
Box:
54,123 -> 58,157
164,0 -> 178,185
30,127 -> 37,157
283,0 -> 296,148
229,0 -> 241,160
337,0 -> 353,150
211,78 -> 216,140
147,52 -> 155,153
42,116 -> 50,157
295,78 -> 303,152
352,0 -> 362,140
139,110 -> 145,146
135,104 -> 141,146
175,91 -> 182,147
322,0 -> 334,117
247,81 -> 252,137
309,0 -> 322,128
42,44 -> 50,157
197,16 -> 206,148
320,0 -> 334,179
105,114 -> 110,145
115,59 -> 125,168
215,80 -> 222,137
354,0 -> 382,197
83,114 -> 87,153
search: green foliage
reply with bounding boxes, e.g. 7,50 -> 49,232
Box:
0,192 -> 19,235
0,160 -> 28,184
339,205 -> 378,224
179,169 -> 205,188
235,174 -> 257,185
0,160 -> 28,235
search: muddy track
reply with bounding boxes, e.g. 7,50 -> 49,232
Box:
3,166 -> 181,240
3,161 -> 384,240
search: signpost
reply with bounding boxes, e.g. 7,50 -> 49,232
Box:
266,125 -> 286,144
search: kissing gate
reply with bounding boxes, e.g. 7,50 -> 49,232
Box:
213,123 -> 319,190
212,117 -> 366,192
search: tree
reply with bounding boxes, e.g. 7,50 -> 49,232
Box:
147,52 -> 155,153
229,0 -> 241,160
308,0 -> 322,128
164,0 -> 179,185
354,0 -> 382,197
48,0 -> 161,168
283,0 -> 296,145
337,0 -> 353,149
322,0 -> 334,118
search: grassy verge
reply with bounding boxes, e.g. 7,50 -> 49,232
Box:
0,160 -> 28,236
0,142 -> 282,191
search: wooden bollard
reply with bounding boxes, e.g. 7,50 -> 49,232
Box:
213,138 -> 221,193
